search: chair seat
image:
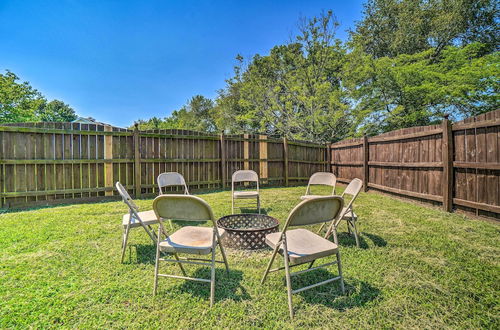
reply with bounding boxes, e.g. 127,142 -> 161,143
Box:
265,229 -> 339,265
341,208 -> 357,220
122,210 -> 159,228
159,226 -> 225,255
300,194 -> 330,200
233,191 -> 259,198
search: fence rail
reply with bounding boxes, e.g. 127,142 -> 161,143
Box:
1,110 -> 499,219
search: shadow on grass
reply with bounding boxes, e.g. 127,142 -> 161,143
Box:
176,268 -> 251,303
237,208 -> 271,215
124,244 -> 156,264
333,231 -> 387,249
293,269 -> 380,311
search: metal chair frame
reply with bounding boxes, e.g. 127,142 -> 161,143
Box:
116,181 -> 159,262
157,172 -> 189,195
231,170 -> 260,214
261,196 -> 345,318
320,178 -> 363,247
152,195 -> 230,307
302,172 -> 337,198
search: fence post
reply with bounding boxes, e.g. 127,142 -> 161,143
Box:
243,134 -> 250,170
283,137 -> 289,187
133,124 -> 142,198
363,134 -> 369,192
259,135 -> 268,185
442,115 -> 453,212
325,143 -> 331,173
220,133 -> 226,189
104,125 -> 113,196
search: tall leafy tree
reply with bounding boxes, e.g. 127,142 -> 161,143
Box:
351,0 -> 499,58
0,70 -> 45,123
135,95 -> 217,131
343,43 -> 499,135
36,100 -> 77,122
0,70 -> 78,123
215,11 -> 352,142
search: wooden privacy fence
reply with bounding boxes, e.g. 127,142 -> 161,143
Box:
330,109 -> 500,218
1,109 -> 498,219
0,123 -> 327,208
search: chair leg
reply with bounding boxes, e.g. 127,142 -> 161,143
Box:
231,195 -> 234,214
351,220 -> 360,248
153,241 -> 161,295
261,244 -> 280,284
257,196 -> 260,214
210,242 -> 217,307
336,251 -> 345,294
282,240 -> 294,319
332,227 -> 339,245
121,226 -> 130,263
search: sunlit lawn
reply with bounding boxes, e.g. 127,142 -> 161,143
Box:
0,186 -> 498,328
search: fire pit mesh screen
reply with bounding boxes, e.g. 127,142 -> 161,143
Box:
217,214 -> 279,250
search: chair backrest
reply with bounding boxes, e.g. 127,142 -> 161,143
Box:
338,178 -> 363,223
116,181 -> 139,212
232,170 -> 259,183
306,172 -> 336,195
282,196 -> 344,230
232,170 -> 259,192
157,172 -> 189,195
153,195 -> 215,224
343,178 -> 363,197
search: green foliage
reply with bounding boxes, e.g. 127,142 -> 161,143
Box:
0,70 -> 46,123
0,70 -> 78,123
134,95 -> 217,131
214,11 -> 353,143
36,100 -> 77,122
0,186 -> 498,327
343,43 -> 500,135
351,0 -> 499,58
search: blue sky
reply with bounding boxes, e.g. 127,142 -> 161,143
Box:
0,0 -> 364,127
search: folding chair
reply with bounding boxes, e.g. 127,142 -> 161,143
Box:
321,178 -> 363,247
152,195 -> 230,307
300,172 -> 337,200
231,170 -> 260,214
157,172 -> 189,195
261,196 -> 345,318
116,181 -> 160,263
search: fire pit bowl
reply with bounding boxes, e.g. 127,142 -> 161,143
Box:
217,213 -> 279,250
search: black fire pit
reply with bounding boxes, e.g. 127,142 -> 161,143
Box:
217,214 -> 279,250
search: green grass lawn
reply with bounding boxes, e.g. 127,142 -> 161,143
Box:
0,186 -> 498,328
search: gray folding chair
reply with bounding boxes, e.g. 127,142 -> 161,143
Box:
231,170 -> 260,214
157,172 -> 189,195
300,172 -> 337,200
261,196 -> 345,319
116,181 -> 160,263
152,195 -> 230,307
322,178 -> 363,247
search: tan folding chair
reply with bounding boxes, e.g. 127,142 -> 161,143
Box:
261,196 -> 345,319
157,172 -> 189,195
321,178 -> 363,247
116,181 -> 160,263
231,170 -> 260,214
152,195 -> 230,307
300,172 -> 337,200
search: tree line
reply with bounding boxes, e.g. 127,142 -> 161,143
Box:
135,0 -> 499,142
0,70 -> 77,123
